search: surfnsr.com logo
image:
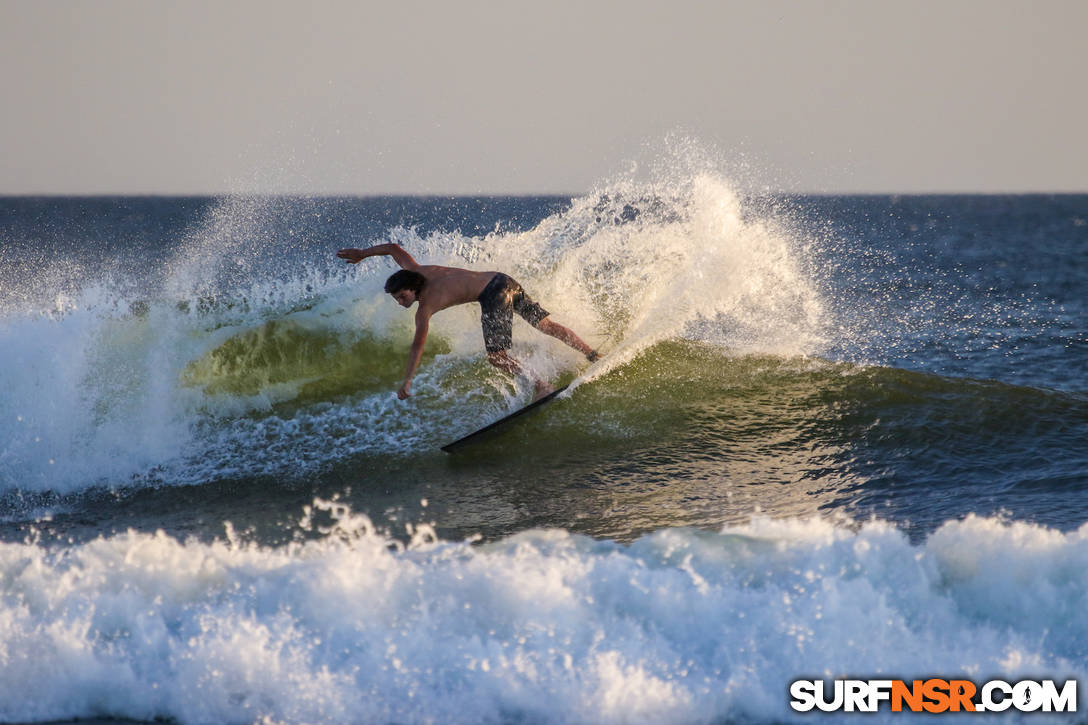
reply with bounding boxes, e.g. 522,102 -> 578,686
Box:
789,679 -> 1077,714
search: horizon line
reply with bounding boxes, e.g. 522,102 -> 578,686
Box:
3,188 -> 1088,198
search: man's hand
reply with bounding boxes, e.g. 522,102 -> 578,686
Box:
337,248 -> 366,264
397,381 -> 412,400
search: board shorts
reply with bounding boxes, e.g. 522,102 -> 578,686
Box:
477,273 -> 550,353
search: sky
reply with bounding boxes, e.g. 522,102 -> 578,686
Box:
2,0 -> 1086,195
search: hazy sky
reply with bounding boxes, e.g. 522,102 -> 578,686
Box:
2,0 -> 1086,194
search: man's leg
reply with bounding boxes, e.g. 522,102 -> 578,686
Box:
486,350 -> 521,376
534,317 -> 599,361
508,281 -> 599,362
487,350 -> 554,399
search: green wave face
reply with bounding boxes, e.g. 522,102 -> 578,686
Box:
180,317 -> 452,409
182,312 -> 1079,449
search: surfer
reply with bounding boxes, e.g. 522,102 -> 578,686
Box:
337,244 -> 599,400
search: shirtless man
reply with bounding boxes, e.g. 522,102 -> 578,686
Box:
337,244 -> 599,400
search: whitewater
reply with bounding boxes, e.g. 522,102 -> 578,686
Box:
3,510 -> 1086,724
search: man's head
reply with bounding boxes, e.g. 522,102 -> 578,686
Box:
385,269 -> 426,307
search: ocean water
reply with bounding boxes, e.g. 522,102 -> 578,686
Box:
0,175 -> 1086,723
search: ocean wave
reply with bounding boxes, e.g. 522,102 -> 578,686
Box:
2,285 -> 1083,505
3,179 -> 1083,508
0,172 -> 829,496
1,509 -> 1084,724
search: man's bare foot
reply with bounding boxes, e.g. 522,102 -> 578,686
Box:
533,380 -> 555,400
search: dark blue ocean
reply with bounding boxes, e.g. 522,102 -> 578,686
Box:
1,179 -> 1086,723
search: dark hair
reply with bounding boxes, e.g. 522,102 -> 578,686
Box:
384,269 -> 426,295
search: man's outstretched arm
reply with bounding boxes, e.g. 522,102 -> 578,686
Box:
337,243 -> 420,270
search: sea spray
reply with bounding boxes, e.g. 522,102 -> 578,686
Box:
0,288 -> 195,494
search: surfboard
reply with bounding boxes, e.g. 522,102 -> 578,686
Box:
441,385 -> 569,453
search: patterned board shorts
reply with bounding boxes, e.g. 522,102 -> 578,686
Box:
477,273 -> 549,353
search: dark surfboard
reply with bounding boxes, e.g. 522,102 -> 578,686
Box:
441,385 -> 569,453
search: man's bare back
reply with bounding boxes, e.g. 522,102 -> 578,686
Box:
338,244 -> 500,314
407,264 -> 497,313
337,244 -> 598,400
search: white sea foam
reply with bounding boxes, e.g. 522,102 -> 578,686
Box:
1,511 -> 1084,724
0,290 -> 195,494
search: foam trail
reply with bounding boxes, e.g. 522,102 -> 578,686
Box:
0,510 -> 1083,724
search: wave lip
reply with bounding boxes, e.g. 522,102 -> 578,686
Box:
1,511 -> 1085,724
